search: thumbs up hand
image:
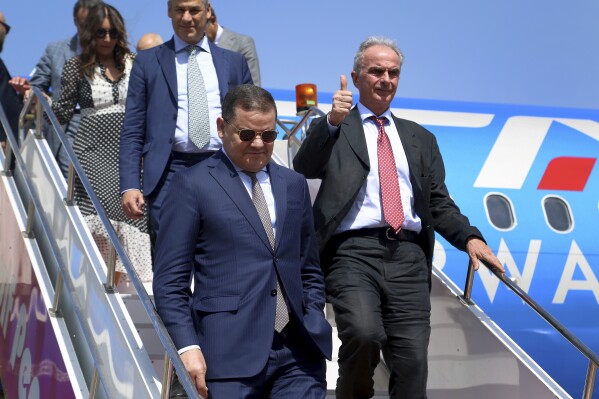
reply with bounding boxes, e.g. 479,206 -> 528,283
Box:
328,75 -> 353,127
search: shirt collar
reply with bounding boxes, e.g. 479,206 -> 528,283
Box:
214,24 -> 224,45
357,101 -> 392,125
173,33 -> 211,54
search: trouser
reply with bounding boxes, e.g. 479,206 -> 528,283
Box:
207,319 -> 327,398
325,229 -> 431,399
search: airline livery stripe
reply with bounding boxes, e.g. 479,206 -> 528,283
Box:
474,117 -> 552,189
275,101 -> 494,128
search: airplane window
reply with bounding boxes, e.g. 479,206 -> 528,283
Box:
485,193 -> 515,230
543,196 -> 573,232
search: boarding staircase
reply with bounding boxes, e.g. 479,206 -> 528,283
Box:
0,89 -> 596,398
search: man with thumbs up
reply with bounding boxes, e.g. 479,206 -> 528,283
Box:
294,36 -> 503,398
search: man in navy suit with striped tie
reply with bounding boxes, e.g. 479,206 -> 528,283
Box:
153,84 -> 332,398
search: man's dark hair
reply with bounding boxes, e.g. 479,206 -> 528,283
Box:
73,0 -> 103,18
222,84 -> 277,123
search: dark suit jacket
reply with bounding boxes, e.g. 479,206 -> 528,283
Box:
0,57 -> 20,142
119,37 -> 252,197
153,151 -> 332,380
293,107 -> 483,272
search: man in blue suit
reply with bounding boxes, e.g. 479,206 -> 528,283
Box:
153,84 -> 332,398
119,0 -> 252,243
10,0 -> 101,176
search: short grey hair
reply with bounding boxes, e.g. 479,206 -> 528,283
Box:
353,36 -> 404,76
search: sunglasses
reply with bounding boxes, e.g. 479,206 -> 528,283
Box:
225,121 -> 278,143
95,28 -> 119,39
0,21 -> 10,35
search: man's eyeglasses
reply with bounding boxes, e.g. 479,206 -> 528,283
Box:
95,28 -> 119,39
0,21 -> 10,35
225,120 -> 278,143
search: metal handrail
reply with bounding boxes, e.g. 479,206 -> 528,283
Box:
7,88 -> 201,398
462,260 -> 598,398
280,106 -> 326,140
278,106 -> 326,168
2,98 -> 112,396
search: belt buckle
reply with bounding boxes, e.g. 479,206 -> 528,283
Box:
385,228 -> 398,241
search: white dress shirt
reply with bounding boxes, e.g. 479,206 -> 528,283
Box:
331,102 -> 422,234
172,34 -> 222,153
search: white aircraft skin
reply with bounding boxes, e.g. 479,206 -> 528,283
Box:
419,104 -> 598,399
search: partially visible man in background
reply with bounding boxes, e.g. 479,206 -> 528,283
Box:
136,32 -> 163,51
0,11 -> 21,149
9,0 -> 102,176
205,5 -> 261,86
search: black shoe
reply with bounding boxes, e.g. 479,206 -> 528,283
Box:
169,377 -> 188,398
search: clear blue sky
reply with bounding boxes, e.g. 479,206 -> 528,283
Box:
2,0 -> 599,109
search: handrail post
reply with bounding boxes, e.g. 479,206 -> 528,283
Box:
161,352 -> 174,399
89,368 -> 99,398
460,261 -> 476,305
22,199 -> 35,239
104,244 -> 117,293
34,100 -> 43,139
65,163 -> 76,205
583,360 -> 597,399
2,139 -> 13,176
48,273 -> 63,317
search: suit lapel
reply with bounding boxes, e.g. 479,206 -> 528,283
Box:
209,40 -> 230,102
393,115 -> 422,191
208,153 -> 274,252
269,163 -> 287,252
157,39 -> 178,100
340,107 -> 370,168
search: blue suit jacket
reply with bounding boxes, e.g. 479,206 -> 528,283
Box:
119,37 -> 253,197
29,35 -> 78,101
28,35 -> 80,167
153,151 -> 332,380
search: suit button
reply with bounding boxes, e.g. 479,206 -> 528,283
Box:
271,289 -> 277,296
273,257 -> 278,264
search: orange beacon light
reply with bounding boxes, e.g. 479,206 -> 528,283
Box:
295,83 -> 317,114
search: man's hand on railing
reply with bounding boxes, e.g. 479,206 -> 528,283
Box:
8,76 -> 31,95
180,348 -> 208,398
466,236 -> 505,273
121,189 -> 145,219
327,75 -> 353,127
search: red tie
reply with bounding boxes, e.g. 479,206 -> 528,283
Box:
370,116 -> 405,233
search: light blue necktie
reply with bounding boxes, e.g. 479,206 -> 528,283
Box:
186,45 -> 210,148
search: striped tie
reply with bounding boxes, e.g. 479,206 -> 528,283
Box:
245,171 -> 289,333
